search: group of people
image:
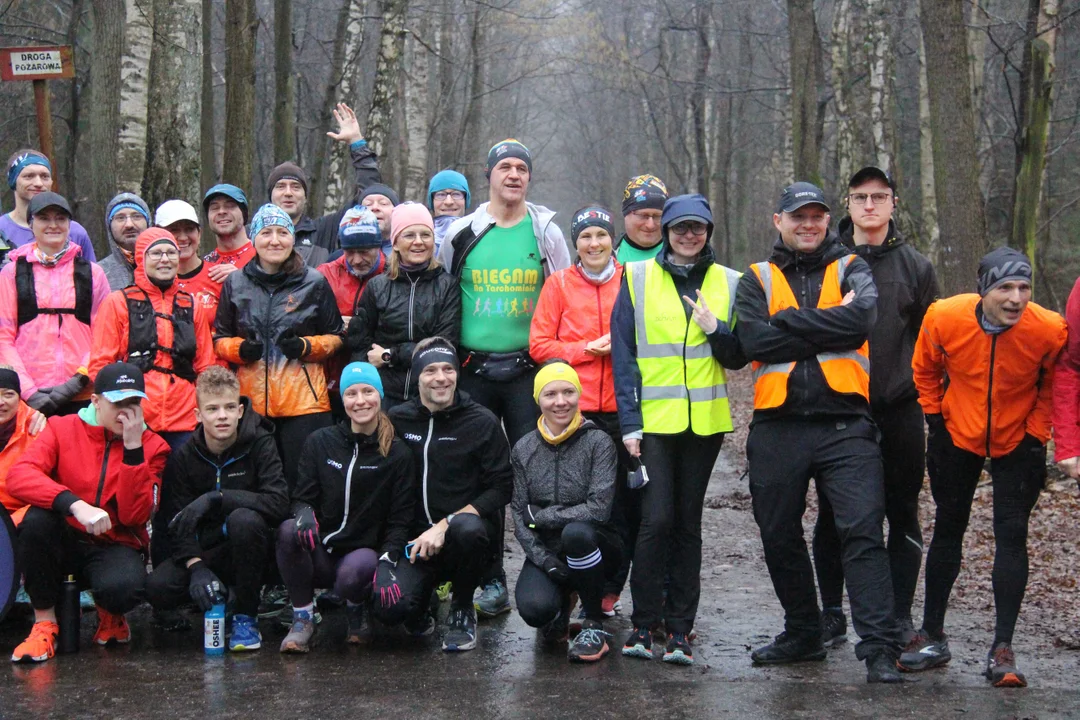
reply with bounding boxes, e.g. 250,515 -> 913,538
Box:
0,112 -> 1076,689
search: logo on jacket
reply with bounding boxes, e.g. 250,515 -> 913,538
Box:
327,459 -> 343,470
227,471 -> 246,478
403,433 -> 423,442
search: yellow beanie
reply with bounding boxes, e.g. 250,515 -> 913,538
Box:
533,362 -> 583,403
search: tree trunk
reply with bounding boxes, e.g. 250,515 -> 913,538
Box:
830,0 -> 856,190
402,19 -> 431,201
787,0 -> 823,184
917,16 -> 940,263
865,0 -> 891,170
117,0 -> 152,195
919,0 -> 988,295
691,2 -> 711,198
200,0 -> 217,253
365,0 -> 409,162
322,0 -> 368,212
223,0 -> 256,192
457,3 -> 486,194
65,0 -> 86,203
434,0 -> 456,170
88,0 -> 125,255
273,0 -> 296,163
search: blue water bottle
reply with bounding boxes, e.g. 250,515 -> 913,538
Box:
204,604 -> 225,656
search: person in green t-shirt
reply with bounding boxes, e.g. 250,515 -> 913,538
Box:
615,174 -> 669,265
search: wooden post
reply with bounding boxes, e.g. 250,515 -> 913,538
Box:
32,79 -> 57,192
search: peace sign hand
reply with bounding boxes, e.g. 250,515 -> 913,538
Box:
682,290 -> 718,334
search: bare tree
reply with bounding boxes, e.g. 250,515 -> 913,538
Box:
787,0 -> 823,184
223,0 -> 256,191
117,0 -> 152,194
402,20 -> 431,200
87,0 -> 125,253
366,0 -> 408,163
273,0 -> 295,163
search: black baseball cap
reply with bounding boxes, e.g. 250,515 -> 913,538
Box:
848,166 -> 896,192
93,362 -> 147,403
778,182 -> 830,213
28,191 -> 72,220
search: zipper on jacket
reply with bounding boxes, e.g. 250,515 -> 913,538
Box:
596,284 -> 607,409
403,274 -> 419,399
421,416 -> 434,524
985,335 -> 998,456
95,437 -> 113,506
262,289 -> 275,416
553,444 -> 562,505
323,442 -> 359,545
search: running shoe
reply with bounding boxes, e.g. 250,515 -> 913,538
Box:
93,607 -> 130,646
662,632 -> 694,666
404,609 -> 436,637
622,626 -> 653,660
751,631 -> 826,665
568,619 -> 611,663
151,608 -> 191,632
280,610 -> 316,653
443,606 -> 478,652
315,589 -> 344,609
474,578 -> 510,618
11,621 -> 58,663
897,630 -> 951,671
228,614 -> 262,652
865,649 -> 902,683
258,585 -> 289,619
821,608 -> 847,648
436,582 -> 453,603
277,604 -> 322,628
600,593 -> 621,617
985,642 -> 1027,688
898,616 -> 917,647
345,603 -> 373,645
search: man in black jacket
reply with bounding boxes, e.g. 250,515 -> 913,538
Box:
146,367 -> 289,652
386,337 -> 514,652
812,167 -> 939,649
735,182 -> 902,683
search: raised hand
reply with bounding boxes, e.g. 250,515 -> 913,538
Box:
327,103 -> 363,145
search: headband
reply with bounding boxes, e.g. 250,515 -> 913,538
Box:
533,362 -> 582,403
7,153 -> 51,189
411,342 -> 459,379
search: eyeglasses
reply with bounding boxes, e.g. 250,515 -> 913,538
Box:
111,212 -> 146,225
847,192 -> 893,206
669,222 -> 708,237
629,210 -> 662,223
433,191 -> 465,202
146,249 -> 179,261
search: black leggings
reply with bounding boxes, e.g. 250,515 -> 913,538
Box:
515,521 -> 622,626
921,429 -> 1045,644
274,412 -> 333,491
583,412 -> 639,597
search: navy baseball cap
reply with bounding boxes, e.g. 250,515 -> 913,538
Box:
28,191 -> 72,219
848,166 -> 896,192
94,362 -> 148,403
778,182 -> 830,213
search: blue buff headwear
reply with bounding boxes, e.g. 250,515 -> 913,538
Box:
340,362 -> 384,399
107,201 -> 151,225
7,153 -> 51,190
249,203 -> 295,239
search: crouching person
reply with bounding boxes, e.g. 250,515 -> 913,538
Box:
145,367 -> 288,651
8,362 -> 169,662
278,363 -> 415,653
512,362 -> 621,663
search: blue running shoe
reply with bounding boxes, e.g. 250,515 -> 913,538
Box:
229,614 -> 262,652
474,578 -> 510,618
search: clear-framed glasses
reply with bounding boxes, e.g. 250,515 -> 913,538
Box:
847,192 -> 893,206
629,209 -> 662,223
146,248 -> 179,261
433,191 -> 465,202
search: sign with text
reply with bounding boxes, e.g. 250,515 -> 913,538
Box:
0,46 -> 75,82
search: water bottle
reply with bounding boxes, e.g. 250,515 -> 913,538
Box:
204,604 -> 225,656
58,575 -> 80,654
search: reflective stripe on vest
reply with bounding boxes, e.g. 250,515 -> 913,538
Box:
748,255 -> 869,410
626,259 -> 742,435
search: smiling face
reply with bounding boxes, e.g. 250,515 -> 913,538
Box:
361,194 -> 395,235
143,243 -> 179,283
624,208 -> 663,248
538,380 -> 579,432
253,225 -> 295,269
666,220 -> 709,264
576,227 -> 613,274
343,383 -> 381,430
394,224 -> 435,267
432,190 -> 465,218
166,220 -> 201,265
207,197 -> 245,237
489,159 -> 530,205
773,205 -> 830,254
417,362 -> 457,412
271,179 -> 307,221
109,209 -> 148,251
982,280 -> 1032,327
0,388 -> 19,426
194,388 -> 243,446
14,164 -> 52,204
31,207 -> 71,254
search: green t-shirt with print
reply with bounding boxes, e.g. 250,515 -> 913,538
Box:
615,234 -> 663,264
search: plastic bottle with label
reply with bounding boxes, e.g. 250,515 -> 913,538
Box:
204,604 -> 225,656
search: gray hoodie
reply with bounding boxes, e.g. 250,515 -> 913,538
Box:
98,192 -> 151,291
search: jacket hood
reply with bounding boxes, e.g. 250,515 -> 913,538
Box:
460,201 -> 557,238
133,227 -> 179,293
658,194 -> 715,270
192,396 -> 272,455
105,193 -> 151,264
837,217 -> 906,256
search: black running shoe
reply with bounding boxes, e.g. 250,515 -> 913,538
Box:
404,609 -> 436,637
821,609 -> 847,648
662,632 -> 694,666
442,607 -> 477,652
865,649 -> 903,684
751,631 -> 827,665
345,603 -> 372,645
622,626 -> 653,660
985,642 -> 1027,688
568,619 -> 611,663
897,630 -> 951,671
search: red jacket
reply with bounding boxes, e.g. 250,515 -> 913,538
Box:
0,401 -> 41,525
317,252 -> 385,317
8,410 -> 169,551
1053,277 -> 1080,461
529,263 -> 622,413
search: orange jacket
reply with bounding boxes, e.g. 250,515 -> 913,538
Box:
0,402 -> 41,525
913,293 -> 1066,458
529,263 -> 622,413
89,230 -> 217,432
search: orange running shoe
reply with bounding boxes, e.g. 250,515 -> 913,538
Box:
93,607 -> 130,646
11,621 -> 59,663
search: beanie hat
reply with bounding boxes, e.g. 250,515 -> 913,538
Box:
338,206 -> 383,249
427,169 -> 471,211
570,205 -> 615,244
390,202 -> 435,246
485,139 -> 532,178
340,361 -> 384,398
105,192 -> 152,239
203,184 -> 250,224
249,203 -> 295,239
533,362 -> 582,403
359,183 -> 400,207
977,247 -> 1032,296
267,162 -> 309,197
621,174 -> 668,216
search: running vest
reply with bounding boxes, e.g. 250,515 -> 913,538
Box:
122,286 -> 197,382
625,259 -> 741,435
748,255 -> 869,410
15,255 -> 93,328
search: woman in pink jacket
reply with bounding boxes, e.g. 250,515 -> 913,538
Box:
0,193 -> 109,416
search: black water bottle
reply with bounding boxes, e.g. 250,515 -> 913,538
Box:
58,575 -> 80,653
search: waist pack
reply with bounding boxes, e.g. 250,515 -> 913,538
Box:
461,349 -> 535,383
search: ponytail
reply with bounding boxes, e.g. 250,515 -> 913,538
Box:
376,412 -> 394,457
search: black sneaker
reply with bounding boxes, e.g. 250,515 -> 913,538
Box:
345,603 -> 372,645
865,649 -> 903,684
442,607 -> 477,652
751,631 -> 827,665
258,585 -> 289,619
622,626 -> 653,660
821,609 -> 847,648
662,632 -> 694,666
898,616 -> 917,647
897,629 -> 951,671
985,642 -> 1027,688
404,609 -> 436,637
151,608 -> 191,632
541,601 -> 570,644
568,619 -> 611,663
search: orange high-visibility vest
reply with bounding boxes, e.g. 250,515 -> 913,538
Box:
748,255 -> 869,410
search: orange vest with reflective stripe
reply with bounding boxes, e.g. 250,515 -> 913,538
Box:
748,256 -> 869,410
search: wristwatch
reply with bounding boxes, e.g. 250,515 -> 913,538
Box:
445,513 -> 457,526
381,350 -> 392,363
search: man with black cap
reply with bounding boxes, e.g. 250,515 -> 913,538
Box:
99,193 -> 152,291
735,181 -> 902,683
811,167 -> 939,649
900,247 -> 1066,688
202,184 -> 253,284
8,362 -> 169,663
615,174 -> 668,265
437,138 -> 571,618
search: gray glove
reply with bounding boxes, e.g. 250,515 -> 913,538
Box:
26,391 -> 57,414
47,374 -> 89,406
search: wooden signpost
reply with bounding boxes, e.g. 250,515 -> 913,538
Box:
0,46 -> 75,191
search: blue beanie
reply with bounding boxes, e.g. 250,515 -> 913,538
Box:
340,362 -> 384,398
249,203 -> 295,238
338,205 -> 383,249
427,170 -> 470,211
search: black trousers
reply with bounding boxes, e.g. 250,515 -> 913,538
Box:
629,431 -> 723,634
748,416 -> 899,657
813,399 -> 925,620
275,412 -> 333,491
457,367 -> 538,584
146,508 -> 271,617
921,428 -> 1045,644
375,513 -> 494,625
583,412 -> 640,597
515,521 -> 623,626
18,507 -> 146,614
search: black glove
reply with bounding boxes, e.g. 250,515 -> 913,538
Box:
169,491 -> 222,540
375,555 -> 402,609
188,561 -> 227,612
542,556 -> 570,583
26,391 -> 57,414
295,505 -> 320,551
525,504 -> 543,530
238,334 -> 264,362
345,310 -> 367,352
47,373 -> 89,406
278,330 -> 311,360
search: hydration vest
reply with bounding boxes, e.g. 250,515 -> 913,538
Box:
122,286 -> 197,382
15,255 -> 93,328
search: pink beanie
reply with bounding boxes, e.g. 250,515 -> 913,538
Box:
390,202 -> 435,245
